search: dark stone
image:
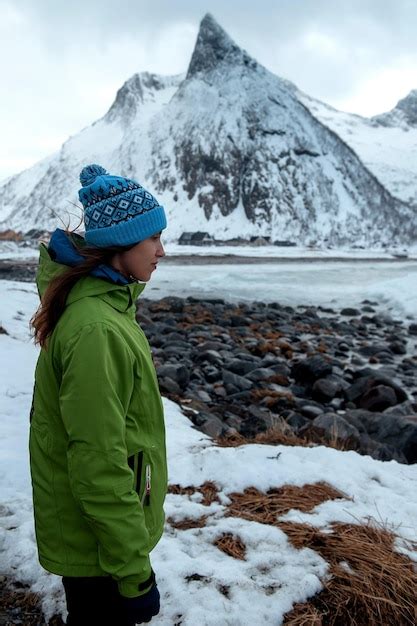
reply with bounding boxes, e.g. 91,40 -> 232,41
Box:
245,367 -> 277,382
194,349 -> 224,365
156,364 -> 190,389
223,358 -> 259,376
202,364 -> 222,383
194,389 -> 212,403
224,414 -> 243,430
158,376 -> 181,394
312,378 -> 340,401
343,409 -> 417,463
284,411 -> 310,431
230,315 -> 250,327
222,369 -> 254,392
264,361 -> 292,377
199,415 -> 224,438
345,372 -> 408,405
388,341 -> 407,355
154,296 -> 184,313
329,397 -> 344,410
359,384 -> 398,411
337,342 -> 351,353
298,404 -> 325,419
247,406 -> 275,429
162,344 -> 192,357
291,355 -> 333,385
340,307 -> 361,316
290,384 -> 309,398
196,340 -> 228,352
360,435 -> 408,463
358,343 -> 391,357
301,413 -> 360,445
227,390 -> 254,402
213,385 -> 227,397
383,400 -> 417,417
402,424 -> 417,463
408,323 -> 417,336
159,332 -> 185,343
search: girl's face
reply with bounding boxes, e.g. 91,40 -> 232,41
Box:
110,231 -> 165,282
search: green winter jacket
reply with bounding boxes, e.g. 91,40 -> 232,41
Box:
29,243 -> 167,598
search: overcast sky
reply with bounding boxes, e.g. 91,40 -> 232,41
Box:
1,0 -> 417,181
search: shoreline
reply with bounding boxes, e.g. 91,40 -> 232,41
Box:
0,254 -> 416,272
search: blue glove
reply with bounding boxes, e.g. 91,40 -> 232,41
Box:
122,571 -> 160,624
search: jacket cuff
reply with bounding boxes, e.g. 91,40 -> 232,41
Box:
118,566 -> 155,598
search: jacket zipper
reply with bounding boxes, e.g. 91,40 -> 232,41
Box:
141,464 -> 151,507
128,451 -> 143,500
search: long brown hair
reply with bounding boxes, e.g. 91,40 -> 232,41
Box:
30,230 -> 133,349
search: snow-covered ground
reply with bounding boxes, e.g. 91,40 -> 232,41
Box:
0,279 -> 417,624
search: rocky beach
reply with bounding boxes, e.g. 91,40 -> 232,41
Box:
137,295 -> 417,465
1,256 -> 417,466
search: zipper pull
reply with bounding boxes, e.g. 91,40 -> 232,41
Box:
144,465 -> 151,506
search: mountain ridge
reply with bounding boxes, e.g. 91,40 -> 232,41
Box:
0,13 -> 416,246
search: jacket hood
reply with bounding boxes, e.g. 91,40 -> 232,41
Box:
36,228 -> 146,312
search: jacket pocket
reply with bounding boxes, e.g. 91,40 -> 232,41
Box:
128,451 -> 143,500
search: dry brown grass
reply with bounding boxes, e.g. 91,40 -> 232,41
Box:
167,481 -> 221,529
216,424 -> 311,448
265,373 -> 291,386
167,478 -> 417,624
167,480 -> 220,506
167,484 -> 198,496
213,532 -> 247,560
0,578 -> 64,626
282,520 -> 417,625
251,389 -> 294,406
293,321 -> 336,336
167,515 -> 208,530
224,482 -> 349,524
216,422 -> 358,453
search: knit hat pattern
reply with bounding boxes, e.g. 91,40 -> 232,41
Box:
78,164 -> 167,247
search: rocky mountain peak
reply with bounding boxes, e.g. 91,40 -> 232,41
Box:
395,89 -> 417,126
372,88 -> 417,129
105,71 -> 183,123
186,13 -> 254,79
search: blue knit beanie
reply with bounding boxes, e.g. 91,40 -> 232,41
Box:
78,164 -> 167,247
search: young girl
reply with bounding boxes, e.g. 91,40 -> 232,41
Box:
29,164 -> 167,625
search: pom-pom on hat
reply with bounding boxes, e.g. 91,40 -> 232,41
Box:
78,164 -> 167,247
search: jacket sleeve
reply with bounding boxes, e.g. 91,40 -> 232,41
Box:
58,322 -> 152,598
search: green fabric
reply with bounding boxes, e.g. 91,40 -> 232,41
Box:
29,244 -> 168,598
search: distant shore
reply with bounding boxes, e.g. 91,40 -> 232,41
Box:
0,254 -> 415,279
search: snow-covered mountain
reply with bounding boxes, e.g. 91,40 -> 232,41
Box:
298,88 -> 417,205
0,13 -> 416,246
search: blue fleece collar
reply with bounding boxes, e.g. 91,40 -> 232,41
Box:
48,228 -> 132,286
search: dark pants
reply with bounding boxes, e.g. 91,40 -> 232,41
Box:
62,576 -> 134,626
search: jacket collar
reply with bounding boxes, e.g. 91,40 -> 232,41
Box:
48,228 -> 131,285
36,228 -> 146,313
